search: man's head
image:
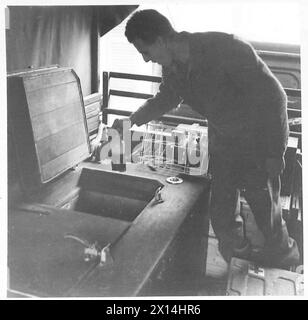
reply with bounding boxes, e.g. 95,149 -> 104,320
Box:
125,9 -> 176,67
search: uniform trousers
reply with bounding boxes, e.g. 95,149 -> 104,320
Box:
209,151 -> 299,267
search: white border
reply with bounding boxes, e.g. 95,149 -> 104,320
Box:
1,0 -> 307,300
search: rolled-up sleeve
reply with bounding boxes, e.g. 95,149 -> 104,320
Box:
130,69 -> 181,126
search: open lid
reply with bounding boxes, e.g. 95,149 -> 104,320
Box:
7,66 -> 91,193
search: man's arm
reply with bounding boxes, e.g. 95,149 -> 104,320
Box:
129,69 -> 181,126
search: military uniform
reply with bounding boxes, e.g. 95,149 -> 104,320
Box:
130,31 -> 299,267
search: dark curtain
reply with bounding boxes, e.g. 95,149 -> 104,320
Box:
6,5 -> 138,95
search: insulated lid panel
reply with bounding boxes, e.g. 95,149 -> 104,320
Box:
7,67 -> 91,192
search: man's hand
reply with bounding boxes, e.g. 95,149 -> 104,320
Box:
89,123 -> 108,162
265,157 -> 285,178
90,137 -> 101,153
90,137 -> 102,162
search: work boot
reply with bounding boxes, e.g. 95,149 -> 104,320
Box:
230,214 -> 251,260
217,232 -> 251,263
249,239 -> 300,270
232,238 -> 251,260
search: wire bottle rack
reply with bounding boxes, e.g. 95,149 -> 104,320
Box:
131,121 -> 209,177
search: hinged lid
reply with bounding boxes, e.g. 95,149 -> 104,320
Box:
7,66 -> 91,194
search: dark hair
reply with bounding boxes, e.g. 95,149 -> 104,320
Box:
125,9 -> 175,44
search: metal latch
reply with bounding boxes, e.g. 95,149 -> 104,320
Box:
64,234 -> 114,267
154,186 -> 164,204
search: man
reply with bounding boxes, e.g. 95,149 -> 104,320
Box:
113,9 -> 299,268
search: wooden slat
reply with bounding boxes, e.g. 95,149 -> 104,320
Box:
285,88 -> 301,97
110,89 -> 153,100
36,123 -> 88,165
40,144 -> 89,182
289,131 -> 301,140
109,71 -> 162,83
85,101 -> 100,114
258,50 -> 300,59
86,110 -> 100,120
103,108 -> 208,126
26,82 -> 81,117
102,72 -> 109,111
281,140 -> 298,196
86,114 -> 100,123
31,102 -> 84,141
85,104 -> 100,119
83,93 -> 102,106
288,108 -> 301,115
84,93 -> 101,133
86,117 -> 99,133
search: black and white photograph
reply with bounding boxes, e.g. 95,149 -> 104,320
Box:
1,0 -> 307,300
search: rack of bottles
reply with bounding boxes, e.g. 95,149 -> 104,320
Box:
132,122 -> 209,177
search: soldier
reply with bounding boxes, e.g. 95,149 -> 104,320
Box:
113,9 -> 299,268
